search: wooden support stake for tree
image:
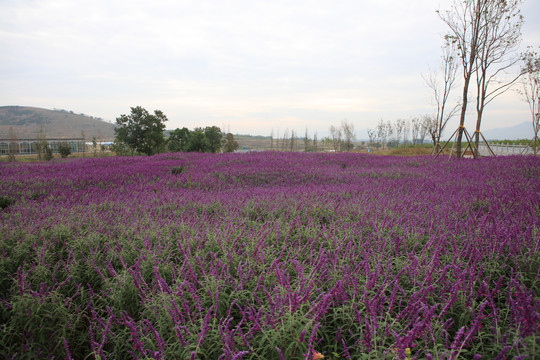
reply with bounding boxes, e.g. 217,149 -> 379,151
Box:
520,141 -> 529,155
520,135 -> 539,155
449,133 -> 457,158
479,131 -> 496,157
462,128 -> 477,159
434,127 -> 459,160
435,126 -> 488,160
448,126 -> 465,159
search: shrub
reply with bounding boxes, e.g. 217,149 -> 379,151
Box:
58,142 -> 72,158
0,196 -> 14,210
44,144 -> 53,161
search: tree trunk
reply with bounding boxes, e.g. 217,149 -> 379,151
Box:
473,109 -> 483,157
456,77 -> 471,159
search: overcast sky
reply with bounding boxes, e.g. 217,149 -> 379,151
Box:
1,0 -> 539,137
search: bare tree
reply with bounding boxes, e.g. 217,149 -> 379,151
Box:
386,120 -> 394,148
402,119 -> 411,145
411,117 -> 420,145
312,131 -> 318,152
424,42 -> 460,152
341,119 -> 356,151
473,0 -> 523,155
35,126 -> 49,161
394,119 -> 405,147
367,128 -> 377,150
98,130 -> 105,156
8,127 -> 18,162
270,128 -> 274,150
376,119 -> 388,149
425,115 -> 437,146
519,48 -> 540,154
282,128 -> 289,151
439,0 -> 524,158
81,130 -> 86,157
438,0 -> 487,158
329,124 -> 342,152
303,128 -> 310,152
92,136 -> 98,157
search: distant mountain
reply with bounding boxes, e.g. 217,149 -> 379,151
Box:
0,106 -> 115,140
482,121 -> 534,140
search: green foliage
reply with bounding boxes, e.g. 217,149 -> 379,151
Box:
186,129 -> 211,152
223,132 -> 239,153
204,126 -> 223,153
0,196 -> 14,210
114,106 -> 167,156
43,144 -> 53,161
168,127 -> 190,152
110,139 -> 130,156
108,271 -> 144,319
3,291 -> 88,359
34,128 -> 50,161
57,142 -> 71,158
171,165 -> 183,175
167,126 -> 224,153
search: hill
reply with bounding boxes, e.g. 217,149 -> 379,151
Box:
481,121 -> 533,140
0,106 -> 115,140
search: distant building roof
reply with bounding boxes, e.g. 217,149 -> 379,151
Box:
0,138 -> 85,141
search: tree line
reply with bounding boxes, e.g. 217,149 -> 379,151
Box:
367,117 -> 433,150
167,126 -> 239,153
112,106 -> 239,156
270,120 -> 357,152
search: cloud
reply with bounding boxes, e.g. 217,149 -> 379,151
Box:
1,0 -> 537,135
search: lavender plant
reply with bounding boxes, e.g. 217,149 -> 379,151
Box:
0,152 -> 538,359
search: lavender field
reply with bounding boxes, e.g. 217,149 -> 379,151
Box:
0,152 -> 539,359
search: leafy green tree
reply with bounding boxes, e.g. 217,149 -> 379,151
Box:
222,132 -> 239,153
204,126 -> 223,153
114,106 -> 167,156
186,129 -> 210,152
58,142 -> 71,158
168,127 -> 191,152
